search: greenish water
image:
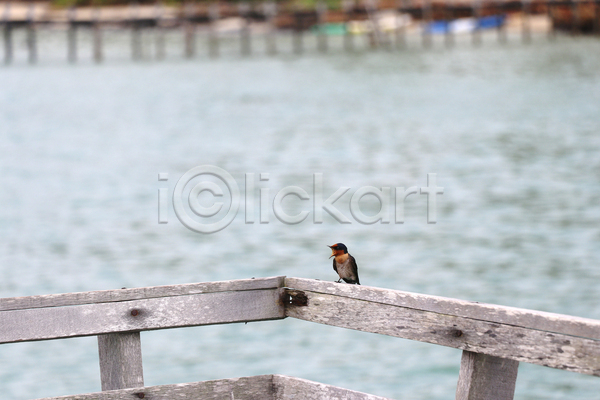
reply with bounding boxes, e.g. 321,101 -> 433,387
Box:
1,29 -> 599,399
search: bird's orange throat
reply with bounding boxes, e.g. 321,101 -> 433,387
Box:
335,253 -> 349,264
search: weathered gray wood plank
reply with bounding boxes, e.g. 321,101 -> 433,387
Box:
0,276 -> 285,311
35,375 -> 275,400
34,374 -> 392,400
273,374 -> 393,400
285,290 -> 600,376
98,332 -> 144,391
285,278 -> 600,341
1,289 -> 284,344
455,351 -> 519,400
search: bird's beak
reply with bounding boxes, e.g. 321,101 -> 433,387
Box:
328,245 -> 335,259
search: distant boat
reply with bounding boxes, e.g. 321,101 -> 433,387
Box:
425,15 -> 505,34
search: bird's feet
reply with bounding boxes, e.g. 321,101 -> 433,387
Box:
335,279 -> 342,283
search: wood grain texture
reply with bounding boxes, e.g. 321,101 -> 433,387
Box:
0,276 -> 285,311
273,375 -> 393,400
285,290 -> 600,376
98,332 -> 144,391
284,278 -> 600,340
455,351 -> 519,400
35,375 -> 275,400
1,289 -> 284,344
34,374 -> 391,400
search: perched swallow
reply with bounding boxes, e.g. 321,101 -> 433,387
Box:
328,243 -> 360,285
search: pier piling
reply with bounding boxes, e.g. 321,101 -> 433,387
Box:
93,7 -> 103,63
316,1 -> 328,52
264,1 -> 277,55
422,0 -> 433,48
155,1 -> 166,60
67,6 -> 77,63
343,0 -> 354,52
208,3 -> 219,58
183,1 -> 195,59
2,2 -> 12,65
239,2 -> 251,56
26,2 -> 37,64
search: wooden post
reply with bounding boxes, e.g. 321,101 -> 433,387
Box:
26,2 -> 37,64
155,1 -> 166,60
98,332 -> 144,391
239,2 -> 251,56
264,1 -> 277,55
93,7 -> 103,63
316,1 -> 328,52
208,3 -> 219,57
342,0 -> 354,52
456,351 -> 519,400
67,6 -> 77,63
2,2 -> 12,65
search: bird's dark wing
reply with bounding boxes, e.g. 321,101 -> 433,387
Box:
332,258 -> 338,273
349,254 -> 360,285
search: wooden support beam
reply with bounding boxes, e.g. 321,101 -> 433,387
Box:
284,278 -> 600,340
1,276 -> 285,312
273,375 -> 393,399
284,278 -> 600,376
34,374 -> 393,400
98,332 -> 144,391
456,351 -> 519,400
0,277 -> 286,343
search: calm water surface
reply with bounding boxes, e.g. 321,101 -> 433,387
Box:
1,30 -> 600,399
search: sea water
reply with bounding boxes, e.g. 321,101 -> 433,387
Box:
1,28 -> 599,399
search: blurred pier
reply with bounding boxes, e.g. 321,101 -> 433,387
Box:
1,0 -> 599,64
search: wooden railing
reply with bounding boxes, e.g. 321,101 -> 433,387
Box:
1,276 -> 599,399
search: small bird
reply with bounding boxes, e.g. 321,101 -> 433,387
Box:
328,243 -> 360,285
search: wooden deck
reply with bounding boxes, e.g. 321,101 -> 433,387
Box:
1,276 -> 599,399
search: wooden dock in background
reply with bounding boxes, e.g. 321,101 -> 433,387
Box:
1,276 -> 599,399
1,0 -> 599,64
